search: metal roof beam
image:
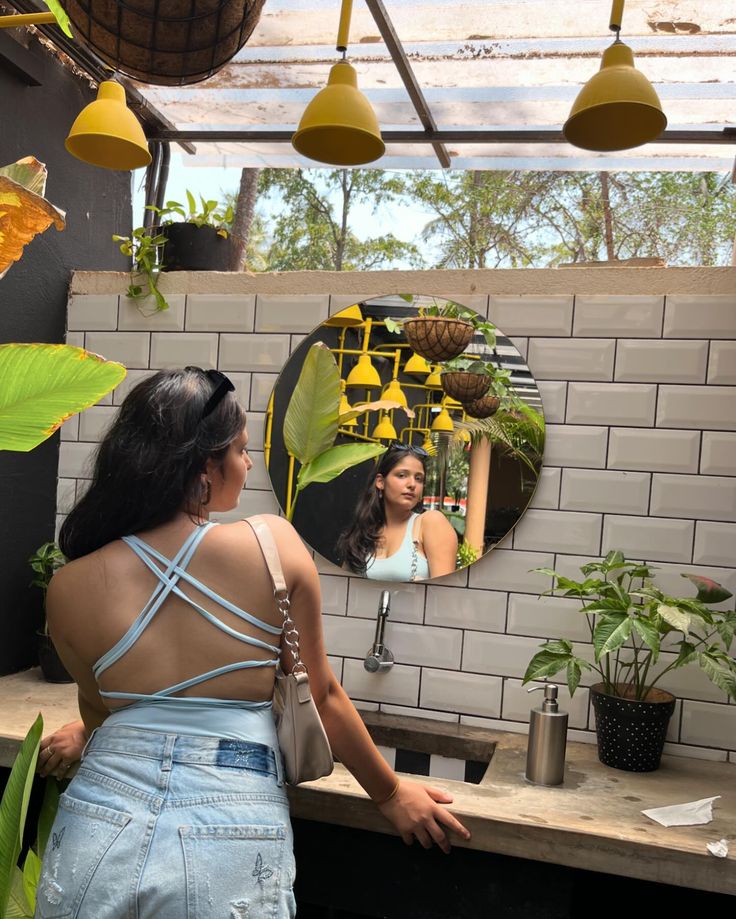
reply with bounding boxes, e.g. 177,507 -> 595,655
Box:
150,128 -> 736,145
363,0 -> 450,169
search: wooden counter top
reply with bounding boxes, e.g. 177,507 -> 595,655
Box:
2,669 -> 734,896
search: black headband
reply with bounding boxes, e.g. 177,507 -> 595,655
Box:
185,367 -> 235,420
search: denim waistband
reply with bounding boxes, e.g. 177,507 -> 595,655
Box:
84,724 -> 280,779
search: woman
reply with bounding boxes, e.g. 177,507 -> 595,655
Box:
35,368 -> 469,919
337,443 -> 458,581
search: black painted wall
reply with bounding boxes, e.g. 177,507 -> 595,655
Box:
0,29 -> 131,674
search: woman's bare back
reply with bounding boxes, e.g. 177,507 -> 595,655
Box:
48,516 -> 309,711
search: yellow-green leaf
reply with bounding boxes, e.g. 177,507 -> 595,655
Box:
296,443 -> 386,491
283,343 -> 340,464
658,603 -> 691,634
0,344 -> 126,452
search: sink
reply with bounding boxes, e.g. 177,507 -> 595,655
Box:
359,712 -> 495,785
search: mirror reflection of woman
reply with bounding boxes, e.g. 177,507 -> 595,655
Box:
337,444 -> 458,581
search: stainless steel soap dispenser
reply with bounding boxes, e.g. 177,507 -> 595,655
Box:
525,684 -> 568,786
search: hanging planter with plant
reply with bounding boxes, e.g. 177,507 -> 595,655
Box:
462,393 -> 501,419
440,357 -> 511,403
151,192 -> 236,271
385,298 -> 497,363
523,551 -> 736,772
63,0 -> 266,85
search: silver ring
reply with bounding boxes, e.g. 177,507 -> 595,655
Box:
46,746 -> 55,757
59,761 -> 70,771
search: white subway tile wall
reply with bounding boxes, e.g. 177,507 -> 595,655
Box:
61,287 -> 736,756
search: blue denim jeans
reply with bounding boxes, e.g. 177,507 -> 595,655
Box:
35,725 -> 296,919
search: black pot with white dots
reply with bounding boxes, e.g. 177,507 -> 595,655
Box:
590,683 -> 676,772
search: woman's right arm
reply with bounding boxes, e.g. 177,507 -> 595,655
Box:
269,517 -> 470,853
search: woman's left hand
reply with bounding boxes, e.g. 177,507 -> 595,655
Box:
376,780 -> 471,854
37,720 -> 88,779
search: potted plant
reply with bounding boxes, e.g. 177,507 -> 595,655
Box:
523,551 -> 736,772
29,541 -> 73,684
440,356 -> 511,404
113,225 -> 169,312
385,298 -> 497,362
149,191 -> 235,272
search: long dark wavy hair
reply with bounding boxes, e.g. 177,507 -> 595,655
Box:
336,445 -> 427,575
59,368 -> 246,560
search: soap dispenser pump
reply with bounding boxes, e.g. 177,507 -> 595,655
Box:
525,684 -> 568,786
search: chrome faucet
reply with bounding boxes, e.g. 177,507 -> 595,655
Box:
364,590 -> 394,673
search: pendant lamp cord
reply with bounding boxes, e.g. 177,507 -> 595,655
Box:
609,0 -> 624,39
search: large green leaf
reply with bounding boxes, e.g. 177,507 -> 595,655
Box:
657,603 -> 691,634
522,650 -> 571,685
6,868 -> 33,918
296,443 -> 386,491
283,343 -> 340,464
0,344 -> 126,451
593,613 -> 632,660
0,715 -> 43,917
698,651 -> 736,701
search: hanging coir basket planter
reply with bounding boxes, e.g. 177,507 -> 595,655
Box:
403,316 -> 474,362
462,394 -> 500,419
591,683 -> 675,772
64,0 -> 266,85
441,371 -> 491,403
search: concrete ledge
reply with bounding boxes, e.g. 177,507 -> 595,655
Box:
69,267 -> 736,297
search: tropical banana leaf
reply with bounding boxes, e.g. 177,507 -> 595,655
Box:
0,343 -> 127,451
0,158 -> 66,281
296,443 -> 386,492
283,343 -> 340,464
0,715 -> 43,917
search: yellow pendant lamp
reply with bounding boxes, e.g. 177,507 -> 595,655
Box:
324,304 -> 364,327
372,413 -> 398,440
292,0 -> 384,166
66,82 -> 152,170
424,365 -> 443,389
339,387 -> 358,427
563,0 -> 666,152
346,353 -> 382,389
404,352 -> 431,377
431,408 -> 454,433
382,379 -> 408,408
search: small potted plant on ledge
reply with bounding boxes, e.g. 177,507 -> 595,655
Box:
523,551 -> 736,772
385,298 -> 497,362
28,541 -> 72,683
150,191 -> 235,272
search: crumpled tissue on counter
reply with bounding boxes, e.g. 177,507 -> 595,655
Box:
706,838 -> 729,858
641,795 -> 721,827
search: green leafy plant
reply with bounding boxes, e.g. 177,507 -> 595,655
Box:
522,550 -> 736,701
41,0 -> 73,36
0,343 -> 127,452
456,539 -> 477,569
457,400 -> 544,478
385,297 -> 497,351
112,226 -> 169,312
282,343 -> 390,521
28,542 -> 66,635
0,715 -> 61,918
147,191 -> 234,237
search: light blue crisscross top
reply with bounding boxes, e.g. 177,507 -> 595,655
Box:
365,513 -> 430,582
96,522 -> 282,744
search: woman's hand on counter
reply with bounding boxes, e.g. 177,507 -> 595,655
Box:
376,780 -> 471,854
37,719 -> 88,779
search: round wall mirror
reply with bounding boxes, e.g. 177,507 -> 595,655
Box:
265,295 -> 545,582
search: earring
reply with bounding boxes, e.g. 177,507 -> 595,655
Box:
376,488 -> 383,500
202,478 -> 212,506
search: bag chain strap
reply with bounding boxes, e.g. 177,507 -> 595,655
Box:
276,589 -> 307,674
